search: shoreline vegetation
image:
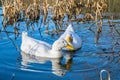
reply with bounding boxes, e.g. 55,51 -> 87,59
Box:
0,0 -> 120,12
0,0 -> 119,53
0,0 -> 120,44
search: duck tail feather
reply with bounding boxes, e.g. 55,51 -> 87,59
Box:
66,24 -> 74,32
22,31 -> 28,37
22,31 -> 28,42
21,31 -> 28,50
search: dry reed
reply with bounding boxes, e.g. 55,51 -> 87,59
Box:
1,0 -> 108,43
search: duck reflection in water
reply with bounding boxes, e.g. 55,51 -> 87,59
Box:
20,51 -> 74,76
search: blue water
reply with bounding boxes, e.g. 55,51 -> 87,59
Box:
0,9 -> 120,80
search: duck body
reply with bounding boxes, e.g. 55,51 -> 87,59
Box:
59,24 -> 82,51
21,32 -> 74,58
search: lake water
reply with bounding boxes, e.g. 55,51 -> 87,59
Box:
0,7 -> 120,80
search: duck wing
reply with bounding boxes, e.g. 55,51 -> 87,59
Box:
21,32 -> 52,54
72,33 -> 82,49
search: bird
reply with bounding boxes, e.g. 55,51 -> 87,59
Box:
59,24 -> 82,51
21,31 -> 74,58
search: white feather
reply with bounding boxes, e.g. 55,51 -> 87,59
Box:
21,32 -> 69,58
59,24 -> 82,50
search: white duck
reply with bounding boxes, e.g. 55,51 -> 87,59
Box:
21,31 -> 74,58
59,24 -> 82,51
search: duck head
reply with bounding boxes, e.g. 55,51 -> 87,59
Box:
52,39 -> 74,51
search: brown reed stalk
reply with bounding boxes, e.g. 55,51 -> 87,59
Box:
1,0 -> 108,40
43,0 -> 49,22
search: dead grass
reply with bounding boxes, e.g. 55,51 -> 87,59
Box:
1,0 -> 108,42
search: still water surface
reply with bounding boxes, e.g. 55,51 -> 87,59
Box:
0,8 -> 120,80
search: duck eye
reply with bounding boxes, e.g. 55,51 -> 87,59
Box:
62,40 -> 66,46
62,40 -> 65,44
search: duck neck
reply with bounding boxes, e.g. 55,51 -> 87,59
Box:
50,40 -> 63,58
50,47 -> 63,58
51,47 -> 62,54
51,43 -> 62,51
